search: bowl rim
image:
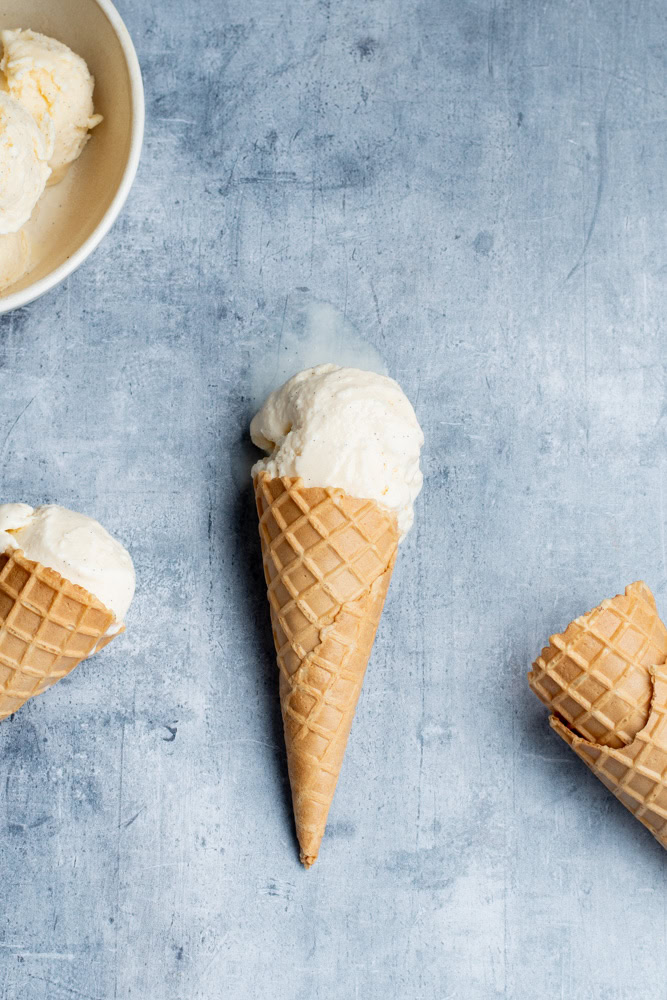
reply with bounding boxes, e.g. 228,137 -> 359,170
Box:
0,0 -> 145,315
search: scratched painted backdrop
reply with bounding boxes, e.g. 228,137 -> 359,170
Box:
1,0 -> 666,997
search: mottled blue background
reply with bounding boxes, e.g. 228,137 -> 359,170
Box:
1,0 -> 666,997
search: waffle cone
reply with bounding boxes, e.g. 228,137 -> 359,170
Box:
254,474 -> 399,868
551,667 -> 667,849
529,582 -> 667,748
0,548 -> 120,721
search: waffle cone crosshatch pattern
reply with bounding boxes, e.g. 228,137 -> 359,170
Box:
255,474 -> 399,866
530,583 -> 667,850
0,548 -> 119,719
529,582 -> 667,748
551,667 -> 667,849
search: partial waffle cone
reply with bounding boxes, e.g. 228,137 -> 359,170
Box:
529,582 -> 667,748
0,548 -> 119,720
254,474 -> 399,868
551,667 -> 667,849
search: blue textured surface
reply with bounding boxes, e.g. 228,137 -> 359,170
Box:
1,0 -> 667,997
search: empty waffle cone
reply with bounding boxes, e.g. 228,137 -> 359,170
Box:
529,582 -> 667,748
0,548 -> 120,720
551,667 -> 667,849
254,474 -> 399,868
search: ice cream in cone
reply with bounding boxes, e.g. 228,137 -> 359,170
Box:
251,364 -> 423,866
0,504 -> 135,720
529,583 -> 667,850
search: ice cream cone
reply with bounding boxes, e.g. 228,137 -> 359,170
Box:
528,582 -> 667,748
254,473 -> 399,868
0,548 -> 120,720
551,667 -> 667,849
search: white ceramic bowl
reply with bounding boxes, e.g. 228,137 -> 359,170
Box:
0,0 -> 144,313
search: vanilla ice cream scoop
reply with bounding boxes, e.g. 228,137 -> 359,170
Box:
1,29 -> 103,182
250,364 -> 424,538
0,504 -> 135,625
0,91 -> 50,234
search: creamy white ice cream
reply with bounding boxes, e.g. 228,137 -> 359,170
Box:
0,91 -> 50,234
1,29 -> 102,182
250,364 -> 424,538
0,504 -> 135,625
0,230 -> 30,291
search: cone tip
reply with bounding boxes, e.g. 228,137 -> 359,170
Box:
300,852 -> 317,869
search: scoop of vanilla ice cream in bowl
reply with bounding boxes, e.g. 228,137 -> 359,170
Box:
0,502 -> 135,721
0,91 -> 50,234
0,0 -> 144,312
1,28 -> 104,183
250,364 -> 424,539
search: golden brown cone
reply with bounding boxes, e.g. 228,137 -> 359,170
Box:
528,582 -> 667,748
254,474 -> 399,868
551,666 -> 667,849
0,548 -> 121,720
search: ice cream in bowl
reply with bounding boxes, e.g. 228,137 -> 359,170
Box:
0,503 -> 135,720
0,0 -> 143,312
